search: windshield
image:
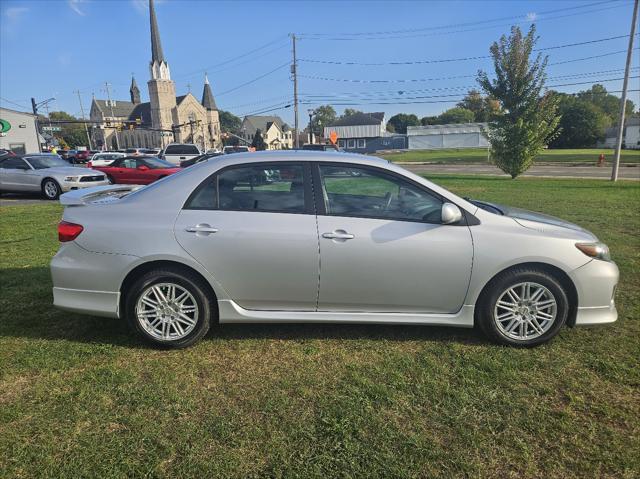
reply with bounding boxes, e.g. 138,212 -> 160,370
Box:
143,158 -> 176,169
26,157 -> 70,169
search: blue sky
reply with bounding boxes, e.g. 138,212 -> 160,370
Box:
1,0 -> 638,125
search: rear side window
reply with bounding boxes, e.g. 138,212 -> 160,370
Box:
186,163 -> 307,213
165,145 -> 199,155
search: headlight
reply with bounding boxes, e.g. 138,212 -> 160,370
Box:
575,242 -> 611,261
64,176 -> 79,182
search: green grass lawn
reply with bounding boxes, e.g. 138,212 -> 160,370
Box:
1,176 -> 639,478
379,148 -> 640,164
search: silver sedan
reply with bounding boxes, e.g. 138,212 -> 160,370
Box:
50,151 -> 618,348
0,154 -> 109,199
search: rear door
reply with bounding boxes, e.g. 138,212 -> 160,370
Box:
174,161 -> 320,311
314,163 -> 473,314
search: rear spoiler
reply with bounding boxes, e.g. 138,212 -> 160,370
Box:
59,184 -> 144,206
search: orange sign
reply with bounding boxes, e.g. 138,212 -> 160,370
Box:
329,131 -> 338,145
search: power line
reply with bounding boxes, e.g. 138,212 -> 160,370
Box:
237,102 -> 292,117
0,97 -> 30,110
298,68 -> 639,85
298,89 -> 640,108
216,62 -> 290,97
297,2 -> 629,41
299,33 -> 639,66
174,36 -> 289,80
298,1 -> 617,37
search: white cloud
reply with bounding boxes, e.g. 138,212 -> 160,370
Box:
4,6 -> 29,21
68,0 -> 86,16
526,12 -> 538,22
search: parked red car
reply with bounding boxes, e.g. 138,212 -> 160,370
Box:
92,156 -> 181,184
74,150 -> 92,163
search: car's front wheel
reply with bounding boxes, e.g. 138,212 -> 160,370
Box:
125,268 -> 213,348
477,268 -> 569,347
42,179 -> 61,200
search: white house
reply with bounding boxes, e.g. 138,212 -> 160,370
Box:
240,115 -> 293,149
407,123 -> 489,150
323,112 -> 388,152
625,117 -> 640,149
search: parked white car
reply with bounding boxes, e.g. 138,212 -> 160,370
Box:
88,152 -> 126,167
160,143 -> 201,165
50,151 -> 618,348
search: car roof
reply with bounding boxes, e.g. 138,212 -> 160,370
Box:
212,149 -> 389,166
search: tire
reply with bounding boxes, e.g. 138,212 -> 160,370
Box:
42,178 -> 61,200
106,175 -> 115,185
477,268 -> 569,347
125,268 -> 214,348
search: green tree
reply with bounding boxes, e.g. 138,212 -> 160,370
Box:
251,128 -> 267,150
219,110 -> 242,134
577,84 -> 635,120
386,113 -> 420,134
341,108 -> 362,118
437,107 -> 475,124
478,25 -> 560,178
548,94 -> 610,148
309,105 -> 336,137
457,89 -> 500,122
48,111 -> 87,148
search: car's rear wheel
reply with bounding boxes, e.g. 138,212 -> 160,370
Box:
477,268 -> 569,347
42,179 -> 61,200
125,269 -> 213,348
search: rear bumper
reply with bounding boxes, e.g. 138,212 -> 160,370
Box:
570,259 -> 619,326
53,287 -> 120,318
50,242 -> 137,319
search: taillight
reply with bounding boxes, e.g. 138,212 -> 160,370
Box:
87,161 -> 92,167
58,221 -> 84,242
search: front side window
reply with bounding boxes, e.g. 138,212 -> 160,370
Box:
122,158 -> 138,169
319,164 -> 443,223
186,163 -> 307,213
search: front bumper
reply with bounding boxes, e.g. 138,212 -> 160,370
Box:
569,259 -> 619,326
60,178 -> 110,192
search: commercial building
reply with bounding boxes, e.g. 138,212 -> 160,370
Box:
323,112 -> 406,153
0,107 -> 40,154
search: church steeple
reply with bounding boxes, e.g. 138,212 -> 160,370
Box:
149,0 -> 170,80
201,73 -> 218,111
130,75 -> 141,104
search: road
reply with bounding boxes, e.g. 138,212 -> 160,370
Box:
401,163 -> 640,179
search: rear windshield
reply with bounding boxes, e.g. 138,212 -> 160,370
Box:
165,145 -> 199,155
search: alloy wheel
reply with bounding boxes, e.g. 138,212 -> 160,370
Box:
494,281 -> 558,341
44,180 -> 58,199
135,282 -> 199,341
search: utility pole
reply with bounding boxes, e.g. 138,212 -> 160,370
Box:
104,82 -> 120,150
611,0 -> 638,181
31,98 -> 41,152
307,108 -> 314,144
291,33 -> 299,149
74,90 -> 93,150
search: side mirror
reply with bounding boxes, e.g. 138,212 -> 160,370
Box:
441,202 -> 463,225
137,165 -> 149,171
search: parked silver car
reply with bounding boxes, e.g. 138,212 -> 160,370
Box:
0,154 -> 109,199
50,151 -> 618,348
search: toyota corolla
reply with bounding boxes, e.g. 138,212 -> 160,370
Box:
50,151 -> 618,348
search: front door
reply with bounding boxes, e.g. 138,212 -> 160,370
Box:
174,162 -> 319,311
315,163 -> 473,314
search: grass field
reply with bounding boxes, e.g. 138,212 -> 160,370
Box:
1,176 -> 639,478
378,148 -> 640,164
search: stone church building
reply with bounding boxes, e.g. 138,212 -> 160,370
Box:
90,0 -> 221,151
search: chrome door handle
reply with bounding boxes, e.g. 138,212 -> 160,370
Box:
322,230 -> 355,240
185,224 -> 218,234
